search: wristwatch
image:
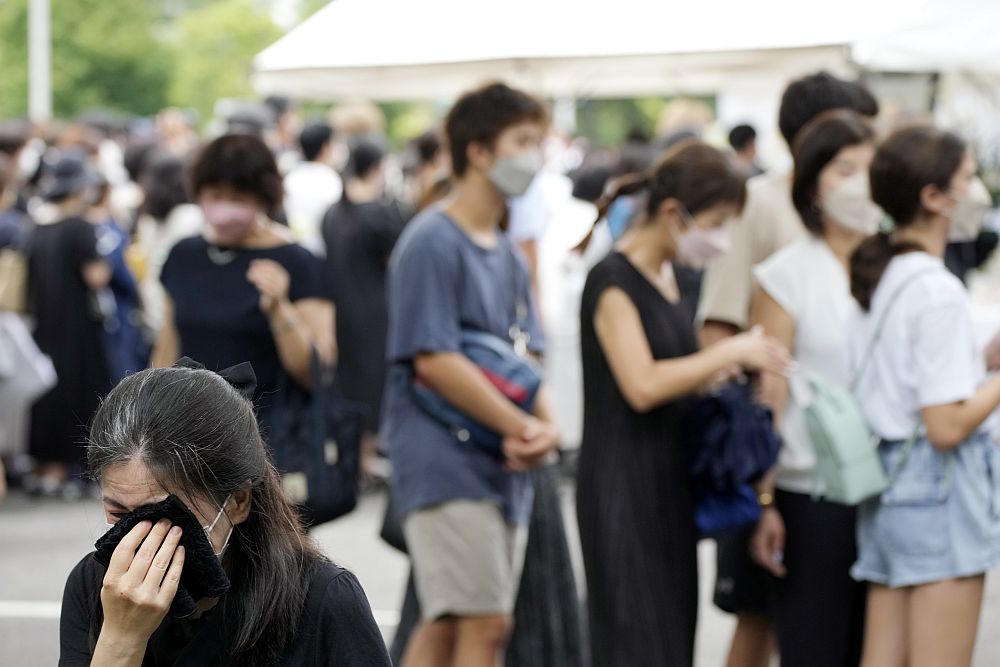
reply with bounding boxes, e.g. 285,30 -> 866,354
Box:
757,492 -> 775,509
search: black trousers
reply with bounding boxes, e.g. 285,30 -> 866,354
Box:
771,489 -> 867,667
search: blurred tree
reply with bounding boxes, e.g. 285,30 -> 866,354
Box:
300,0 -> 331,21
0,0 -> 172,118
166,0 -> 282,121
379,102 -> 438,147
575,96 -> 717,147
576,98 -> 667,147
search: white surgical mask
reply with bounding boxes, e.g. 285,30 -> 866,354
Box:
104,494 -> 233,558
489,151 -> 542,199
948,177 -> 992,242
820,172 -> 885,235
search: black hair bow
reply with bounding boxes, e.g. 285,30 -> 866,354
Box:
173,357 -> 257,400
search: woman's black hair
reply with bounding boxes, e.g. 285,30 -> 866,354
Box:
791,109 -> 875,235
849,124 -> 968,311
597,139 -> 747,226
142,154 -> 190,221
188,133 -> 283,215
87,366 -> 324,667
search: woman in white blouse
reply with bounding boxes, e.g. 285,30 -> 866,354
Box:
749,110 -> 880,666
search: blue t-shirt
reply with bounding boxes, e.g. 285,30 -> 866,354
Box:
382,208 -> 545,525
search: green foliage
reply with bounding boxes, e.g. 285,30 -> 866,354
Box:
166,0 -> 282,121
0,0 -> 279,122
576,97 -> 667,147
575,96 -> 717,147
0,0 -> 172,118
300,0 -> 330,21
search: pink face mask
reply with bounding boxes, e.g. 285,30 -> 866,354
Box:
676,226 -> 731,269
202,200 -> 258,245
673,206 -> 731,269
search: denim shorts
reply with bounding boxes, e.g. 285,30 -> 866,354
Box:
852,431 -> 1000,588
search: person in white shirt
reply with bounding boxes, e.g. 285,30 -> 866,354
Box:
750,110 -> 880,666
282,122 -> 343,256
135,154 -> 203,337
847,125 -> 1000,667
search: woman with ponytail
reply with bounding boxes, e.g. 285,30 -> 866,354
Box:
59,363 -> 390,666
577,140 -> 791,666
848,125 -> 1000,667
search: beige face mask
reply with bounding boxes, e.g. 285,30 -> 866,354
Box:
947,177 -> 992,242
820,171 -> 885,235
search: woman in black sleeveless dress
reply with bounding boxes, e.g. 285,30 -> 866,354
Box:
576,142 -> 789,666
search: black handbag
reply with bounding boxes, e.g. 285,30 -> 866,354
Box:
268,351 -> 367,527
379,490 -> 408,554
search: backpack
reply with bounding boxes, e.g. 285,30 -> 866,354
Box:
793,268 -> 937,505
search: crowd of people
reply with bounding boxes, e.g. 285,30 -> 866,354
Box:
1,70 -> 999,667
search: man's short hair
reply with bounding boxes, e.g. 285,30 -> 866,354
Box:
299,122 -> 334,162
778,72 -> 879,147
728,124 -> 757,152
445,82 -> 547,177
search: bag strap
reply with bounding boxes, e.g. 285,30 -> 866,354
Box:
850,267 -> 941,391
502,239 -> 531,356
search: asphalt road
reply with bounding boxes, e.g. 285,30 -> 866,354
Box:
2,488 -> 999,666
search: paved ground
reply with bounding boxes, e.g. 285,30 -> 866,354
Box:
2,487 -> 999,666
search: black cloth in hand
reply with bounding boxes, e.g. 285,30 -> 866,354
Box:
93,495 -> 230,618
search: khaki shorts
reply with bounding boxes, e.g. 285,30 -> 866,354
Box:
404,499 -> 528,621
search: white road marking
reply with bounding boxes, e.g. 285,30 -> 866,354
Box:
0,601 -> 62,619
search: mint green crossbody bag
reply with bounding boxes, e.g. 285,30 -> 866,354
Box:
792,269 -> 937,505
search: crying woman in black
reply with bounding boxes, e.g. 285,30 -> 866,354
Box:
59,361 -> 390,667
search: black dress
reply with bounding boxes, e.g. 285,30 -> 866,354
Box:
321,198 -> 408,432
28,217 -> 111,467
577,252 -> 699,667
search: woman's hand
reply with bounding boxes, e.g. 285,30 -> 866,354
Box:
751,507 -> 787,577
720,326 -> 792,377
247,259 -> 291,315
96,520 -> 184,659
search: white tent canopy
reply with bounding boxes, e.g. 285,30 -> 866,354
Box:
852,0 -> 1000,73
253,0 -> 911,102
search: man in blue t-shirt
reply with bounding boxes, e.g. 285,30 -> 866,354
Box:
383,83 -> 560,667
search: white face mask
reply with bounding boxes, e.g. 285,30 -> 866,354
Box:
948,177 -> 992,242
489,150 -> 542,199
820,171 -> 885,235
104,494 -> 234,558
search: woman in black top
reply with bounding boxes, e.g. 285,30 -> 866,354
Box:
577,141 -> 789,666
152,134 -> 334,432
27,152 -> 112,493
60,363 -> 390,666
321,136 -> 408,436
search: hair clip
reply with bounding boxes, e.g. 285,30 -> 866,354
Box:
173,357 -> 257,400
